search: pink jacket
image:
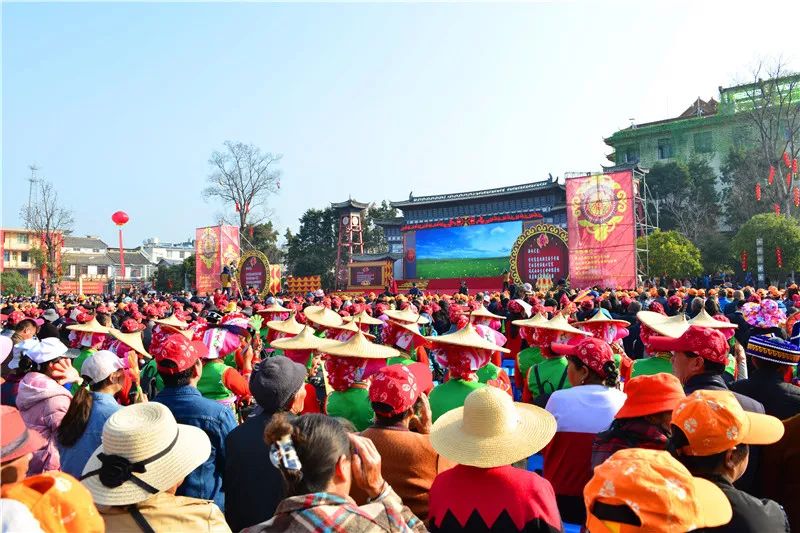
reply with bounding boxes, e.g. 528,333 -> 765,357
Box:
15,372 -> 72,474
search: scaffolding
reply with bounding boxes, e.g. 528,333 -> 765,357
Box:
632,165 -> 657,282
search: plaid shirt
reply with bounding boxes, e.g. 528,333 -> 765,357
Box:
244,486 -> 426,533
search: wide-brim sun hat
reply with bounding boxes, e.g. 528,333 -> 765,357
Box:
152,315 -> 188,330
81,402 -> 211,506
465,306 -> 506,321
343,310 -> 384,326
574,311 -> 630,328
383,307 -> 430,325
511,311 -> 549,328
107,329 -> 152,359
303,305 -> 345,329
636,311 -> 690,338
430,387 -> 557,468
326,320 -> 377,340
322,331 -> 401,359
688,308 -> 738,330
258,302 -> 290,314
425,323 -> 510,353
269,325 -> 337,351
66,318 -> 109,334
532,313 -> 592,336
266,311 -> 307,336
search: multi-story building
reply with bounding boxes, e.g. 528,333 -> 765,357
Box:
60,236 -> 112,294
140,238 -> 195,263
604,74 -> 800,174
0,228 -> 52,293
106,248 -> 156,282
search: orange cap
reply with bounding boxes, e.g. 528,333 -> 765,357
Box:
615,373 -> 685,419
584,448 -> 732,532
671,390 -> 785,456
0,472 -> 104,533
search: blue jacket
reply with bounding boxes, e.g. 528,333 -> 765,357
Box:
154,385 -> 237,510
58,392 -> 121,479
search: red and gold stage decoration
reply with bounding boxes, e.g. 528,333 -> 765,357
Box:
237,250 -> 271,297
567,171 -> 637,289
347,260 -> 394,291
195,225 -> 240,294
400,212 -> 542,232
509,224 -> 568,289
286,275 -> 321,295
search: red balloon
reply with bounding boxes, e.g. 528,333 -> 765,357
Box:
111,211 -> 129,226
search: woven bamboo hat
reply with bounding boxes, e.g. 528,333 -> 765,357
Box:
425,323 -> 510,353
466,306 -> 506,321
688,308 -> 738,330
511,312 -> 549,328
532,313 -> 592,336
326,320 -> 376,340
260,302 -> 290,314
266,311 -> 307,336
322,331 -> 401,359
430,387 -> 557,467
574,311 -> 630,328
81,403 -> 210,506
637,311 -> 690,338
303,305 -> 344,329
66,318 -> 109,334
107,329 -> 152,359
383,307 -> 430,325
343,310 -> 383,326
269,325 -> 337,352
153,315 -> 188,330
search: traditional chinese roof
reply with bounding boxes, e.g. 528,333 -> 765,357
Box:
65,253 -> 113,266
331,199 -> 369,210
350,253 -> 402,262
63,236 -> 108,250
106,249 -> 153,266
391,177 -> 561,208
372,217 -> 405,227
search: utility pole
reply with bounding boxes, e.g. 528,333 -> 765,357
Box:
26,164 -> 39,228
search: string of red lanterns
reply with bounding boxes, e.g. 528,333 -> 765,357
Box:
776,247 -> 784,269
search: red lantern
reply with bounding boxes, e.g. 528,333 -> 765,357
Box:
741,250 -> 748,271
788,171 -> 793,188
774,203 -> 782,216
776,247 -> 784,269
235,202 -> 241,213
768,165 -> 775,185
784,152 -> 792,168
794,187 -> 799,208
794,158 -> 799,174
755,182 -> 762,200
111,211 -> 129,227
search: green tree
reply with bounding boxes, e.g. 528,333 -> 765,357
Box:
637,230 -> 703,279
720,147 -> 774,231
363,200 -> 399,253
243,221 -> 283,263
183,254 -> 196,289
731,213 -> 800,281
0,271 -> 34,296
646,156 -> 719,241
285,208 -> 339,289
697,232 -> 735,274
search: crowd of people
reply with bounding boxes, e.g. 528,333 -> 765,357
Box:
0,279 -> 798,532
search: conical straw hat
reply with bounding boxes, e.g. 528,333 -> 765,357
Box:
343,310 -> 383,326
383,307 -> 430,325
266,311 -> 307,336
533,313 -> 592,336
430,387 -> 557,468
636,311 -> 690,338
688,308 -> 738,330
303,305 -> 344,329
66,318 -> 109,334
107,328 -> 152,359
326,320 -> 376,340
321,331 -> 401,359
467,306 -> 506,320
153,315 -> 189,330
269,325 -> 338,351
425,323 -> 510,353
512,312 -> 549,328
258,302 -> 290,315
574,311 -> 630,328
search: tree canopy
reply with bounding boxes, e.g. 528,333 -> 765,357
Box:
0,271 -> 34,296
731,213 -> 800,281
637,230 -> 703,279
243,221 -> 283,264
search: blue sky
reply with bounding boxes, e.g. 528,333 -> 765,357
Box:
3,2 -> 799,247
416,220 -> 521,259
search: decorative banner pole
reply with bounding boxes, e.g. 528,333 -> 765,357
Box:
111,211 -> 129,280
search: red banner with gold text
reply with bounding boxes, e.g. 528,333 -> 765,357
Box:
195,225 -> 240,295
566,171 -> 637,289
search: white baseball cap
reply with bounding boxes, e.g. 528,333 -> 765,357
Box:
81,350 -> 125,384
9,339 -> 40,370
27,337 -> 69,364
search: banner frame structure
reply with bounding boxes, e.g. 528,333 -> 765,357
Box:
237,249 -> 271,298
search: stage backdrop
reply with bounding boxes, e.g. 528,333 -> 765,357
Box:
509,224 -> 569,290
566,171 -> 636,289
238,250 -> 271,297
195,225 -> 240,295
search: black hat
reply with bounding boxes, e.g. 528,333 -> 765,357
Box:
249,357 -> 307,413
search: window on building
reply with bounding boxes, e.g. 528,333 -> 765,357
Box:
622,145 -> 640,163
97,266 -> 107,276
92,249 -> 100,253
73,247 -> 80,252
131,268 -> 142,278
657,138 -> 673,159
80,265 -> 89,276
17,234 -> 29,244
3,251 -> 9,262
694,131 -> 713,153
20,252 -> 29,263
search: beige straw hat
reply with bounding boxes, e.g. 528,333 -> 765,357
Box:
303,305 -> 345,329
153,315 -> 188,330
343,310 -> 384,326
383,307 -> 430,325
326,320 -> 376,340
266,311 -> 308,336
688,308 -> 738,330
574,311 -> 630,328
257,302 -> 291,316
107,329 -> 152,359
425,323 -> 510,353
81,403 -> 210,506
269,325 -> 337,352
532,313 -> 592,336
511,312 -> 549,328
466,306 -> 506,321
66,318 -> 109,334
637,311 -> 690,338
430,387 -> 557,468
322,331 -> 401,359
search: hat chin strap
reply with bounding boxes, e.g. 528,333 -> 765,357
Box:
81,430 -> 179,494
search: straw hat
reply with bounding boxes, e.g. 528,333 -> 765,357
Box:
269,325 -> 338,352
266,312 -> 307,336
153,315 -> 188,330
688,308 -> 738,330
303,305 -> 344,329
636,311 -> 690,338
322,331 -> 401,359
511,312 -> 549,328
326,320 -> 376,340
81,403 -> 211,506
383,307 -> 430,325
466,306 -> 506,321
425,323 -> 510,354
532,313 -> 592,336
430,387 -> 556,468
66,318 -> 109,334
574,311 -> 630,328
261,302 -> 290,314
107,329 -> 152,359
343,310 -> 383,326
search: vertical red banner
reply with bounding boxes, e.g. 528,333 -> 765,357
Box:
219,225 -> 241,274
195,225 -> 241,295
566,171 -> 637,289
